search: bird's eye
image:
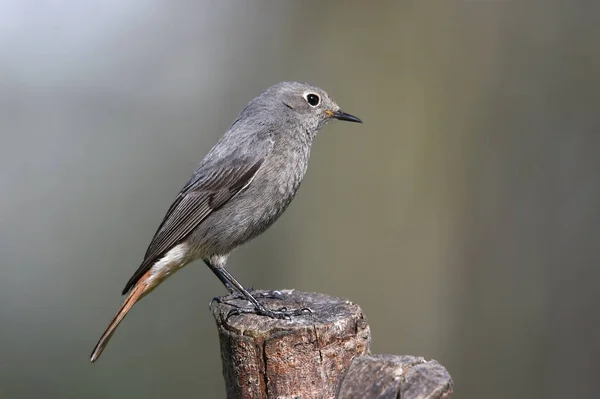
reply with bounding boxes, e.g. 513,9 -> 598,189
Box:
306,93 -> 320,107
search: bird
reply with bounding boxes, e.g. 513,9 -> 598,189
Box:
90,81 -> 362,362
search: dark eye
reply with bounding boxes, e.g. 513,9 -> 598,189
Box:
306,93 -> 320,107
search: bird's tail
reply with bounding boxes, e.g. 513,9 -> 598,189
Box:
90,270 -> 151,363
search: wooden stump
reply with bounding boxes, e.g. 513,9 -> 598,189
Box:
336,355 -> 453,399
211,290 -> 371,399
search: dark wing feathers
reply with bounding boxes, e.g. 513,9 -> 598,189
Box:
121,155 -> 266,295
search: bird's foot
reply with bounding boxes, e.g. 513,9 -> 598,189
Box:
249,288 -> 286,300
209,289 -> 286,310
236,287 -> 286,300
208,287 -> 309,319
208,296 -> 224,310
226,304 -> 312,321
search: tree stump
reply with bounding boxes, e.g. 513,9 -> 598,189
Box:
211,290 -> 453,399
336,355 -> 453,399
211,290 -> 371,399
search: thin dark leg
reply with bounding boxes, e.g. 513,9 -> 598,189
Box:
206,261 -> 310,320
215,267 -> 270,310
205,260 -> 236,294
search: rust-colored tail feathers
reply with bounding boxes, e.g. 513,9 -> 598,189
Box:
90,271 -> 150,362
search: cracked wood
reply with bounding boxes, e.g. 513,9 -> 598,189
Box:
336,355 -> 453,399
211,290 -> 371,399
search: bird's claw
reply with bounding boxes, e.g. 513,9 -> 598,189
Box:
216,289 -> 286,307
225,305 -> 312,321
208,296 -> 223,310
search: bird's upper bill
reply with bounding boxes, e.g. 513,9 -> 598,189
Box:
325,109 -> 363,123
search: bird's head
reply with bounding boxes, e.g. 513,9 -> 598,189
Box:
248,81 -> 362,137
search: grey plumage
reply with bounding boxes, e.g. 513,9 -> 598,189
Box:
91,81 -> 361,362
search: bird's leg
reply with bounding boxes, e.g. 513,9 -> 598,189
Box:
206,260 -> 238,309
206,262 -> 311,319
205,260 -> 237,294
205,260 -> 283,300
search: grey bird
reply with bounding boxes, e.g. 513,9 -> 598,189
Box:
90,81 -> 361,362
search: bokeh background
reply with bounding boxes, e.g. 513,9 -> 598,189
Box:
1,1 -> 599,398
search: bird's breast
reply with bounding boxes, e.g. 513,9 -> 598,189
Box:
189,141 -> 311,256
227,144 -> 309,241
248,144 -> 309,218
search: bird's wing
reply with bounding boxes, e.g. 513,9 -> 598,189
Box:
122,137 -> 272,294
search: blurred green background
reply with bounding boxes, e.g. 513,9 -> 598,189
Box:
1,1 -> 599,398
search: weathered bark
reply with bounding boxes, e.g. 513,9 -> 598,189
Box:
336,354 -> 453,399
212,290 -> 453,399
211,290 -> 371,399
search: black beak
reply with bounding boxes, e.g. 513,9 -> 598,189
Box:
331,110 -> 362,123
